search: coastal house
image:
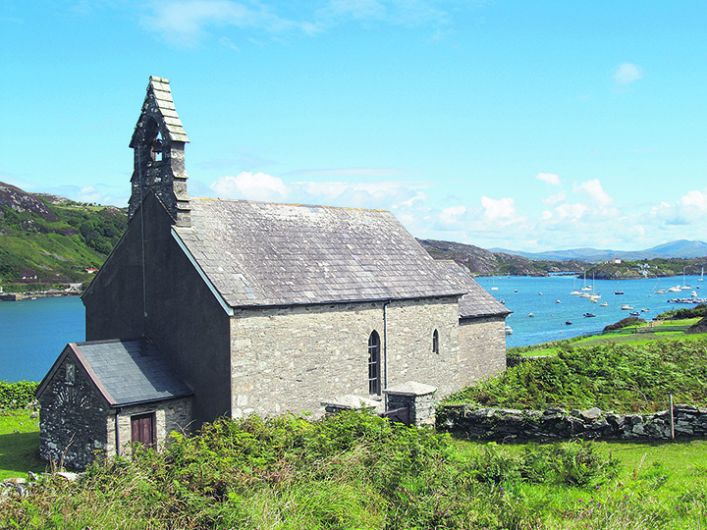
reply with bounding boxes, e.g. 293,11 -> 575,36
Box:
37,76 -> 510,469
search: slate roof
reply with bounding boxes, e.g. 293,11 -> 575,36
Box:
440,261 -> 511,319
70,339 -> 192,407
174,199 -> 471,307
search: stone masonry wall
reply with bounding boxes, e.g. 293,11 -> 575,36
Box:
105,397 -> 193,457
39,354 -> 109,470
438,405 -> 707,441
457,316 -> 507,385
230,297 -> 476,418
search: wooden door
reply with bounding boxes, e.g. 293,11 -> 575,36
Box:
130,413 -> 156,448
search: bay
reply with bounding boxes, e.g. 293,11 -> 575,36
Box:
475,274 -> 704,348
0,297 -> 84,382
0,275 -> 703,381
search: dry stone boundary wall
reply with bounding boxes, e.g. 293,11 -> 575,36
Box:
438,404 -> 707,441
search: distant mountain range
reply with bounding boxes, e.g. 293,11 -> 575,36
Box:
418,239 -> 586,277
490,240 -> 707,262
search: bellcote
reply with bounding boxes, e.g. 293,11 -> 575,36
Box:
128,76 -> 191,227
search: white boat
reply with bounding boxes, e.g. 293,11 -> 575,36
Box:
668,286 -> 682,293
656,289 -> 666,294
570,290 -> 582,296
621,304 -> 634,310
491,286 -> 499,291
555,299 -> 561,304
692,291 -> 698,298
699,267 -> 704,282
581,286 -> 592,292
505,325 -> 513,336
680,272 -> 691,290
527,312 -> 535,318
600,302 -> 608,307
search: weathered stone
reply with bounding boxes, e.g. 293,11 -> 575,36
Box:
437,405 -> 707,442
579,407 -> 602,420
55,472 -> 80,482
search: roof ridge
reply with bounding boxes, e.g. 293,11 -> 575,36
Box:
190,196 -> 390,213
74,338 -> 142,346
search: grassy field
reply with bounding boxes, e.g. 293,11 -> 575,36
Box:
0,409 -> 44,480
513,317 -> 706,357
454,438 -> 707,528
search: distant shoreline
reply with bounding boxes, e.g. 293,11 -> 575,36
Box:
0,290 -> 81,302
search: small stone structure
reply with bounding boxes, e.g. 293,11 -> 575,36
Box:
321,382 -> 438,427
438,404 -> 707,441
37,340 -> 192,469
321,395 -> 384,415
384,382 -> 437,426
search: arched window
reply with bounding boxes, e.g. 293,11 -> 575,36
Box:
432,329 -> 439,354
368,331 -> 381,396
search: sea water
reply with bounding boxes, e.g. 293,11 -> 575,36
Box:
0,297 -> 84,382
475,275 -> 704,348
0,275 -> 703,381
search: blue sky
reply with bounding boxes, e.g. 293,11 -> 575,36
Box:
2,1 -> 707,251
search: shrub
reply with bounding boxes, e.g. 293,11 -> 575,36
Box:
656,303 -> 707,320
0,381 -> 38,409
603,316 -> 645,333
445,339 -> 707,412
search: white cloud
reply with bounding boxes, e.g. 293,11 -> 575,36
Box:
290,167 -> 402,178
554,202 -> 588,221
481,196 -> 517,221
536,172 -> 560,185
681,190 -> 707,211
543,191 -> 566,205
315,0 -> 450,30
141,0 -> 454,46
211,172 -> 288,201
438,205 -> 467,225
141,0 -> 302,45
614,62 -> 643,85
298,180 -> 422,208
576,179 -> 612,206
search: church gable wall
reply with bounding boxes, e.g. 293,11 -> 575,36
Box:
457,316 -> 507,384
83,194 -> 231,425
38,354 -> 109,470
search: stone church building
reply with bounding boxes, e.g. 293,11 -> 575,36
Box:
37,77 -> 510,469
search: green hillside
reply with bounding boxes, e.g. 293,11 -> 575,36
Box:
0,182 -> 127,290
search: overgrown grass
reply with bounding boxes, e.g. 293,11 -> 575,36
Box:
452,338 -> 707,412
1,410 -> 704,529
455,439 -> 707,529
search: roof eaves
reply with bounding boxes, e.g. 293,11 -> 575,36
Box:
109,392 -> 194,409
460,309 -> 512,320
35,345 -> 72,400
70,343 -> 118,407
231,292 -> 467,311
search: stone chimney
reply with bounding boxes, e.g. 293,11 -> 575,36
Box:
128,76 -> 191,227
